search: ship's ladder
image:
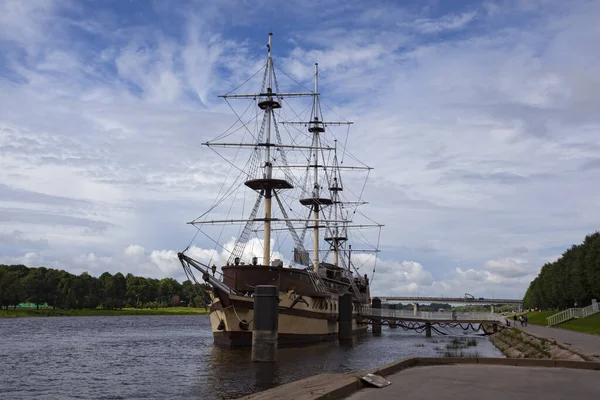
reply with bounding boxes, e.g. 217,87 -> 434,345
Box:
306,269 -> 331,296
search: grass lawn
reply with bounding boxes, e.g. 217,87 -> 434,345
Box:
0,307 -> 210,318
557,313 -> 600,335
525,311 -> 600,335
524,311 -> 556,326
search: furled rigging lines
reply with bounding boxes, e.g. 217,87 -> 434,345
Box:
273,191 -> 308,257
227,191 -> 264,265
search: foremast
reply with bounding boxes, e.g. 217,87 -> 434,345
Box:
194,32 -> 314,268
259,33 -> 276,267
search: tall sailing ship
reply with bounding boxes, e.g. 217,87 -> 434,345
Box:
178,33 -> 383,346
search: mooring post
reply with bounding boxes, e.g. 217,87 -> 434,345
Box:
338,293 -> 353,341
425,322 -> 431,338
251,285 -> 279,362
372,297 -> 382,334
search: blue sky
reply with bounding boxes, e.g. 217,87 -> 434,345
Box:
1,0 -> 599,299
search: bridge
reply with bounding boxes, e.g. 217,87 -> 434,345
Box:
360,302 -> 508,337
376,295 -> 523,305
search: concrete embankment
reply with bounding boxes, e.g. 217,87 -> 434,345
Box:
520,323 -> 600,362
236,357 -> 600,400
490,326 -> 587,360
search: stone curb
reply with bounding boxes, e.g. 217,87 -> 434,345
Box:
239,357 -> 600,400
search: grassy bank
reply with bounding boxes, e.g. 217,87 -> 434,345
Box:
0,307 -> 210,318
524,311 -> 555,325
555,313 -> 600,335
526,311 -> 600,335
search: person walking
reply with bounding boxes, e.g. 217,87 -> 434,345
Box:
523,314 -> 528,327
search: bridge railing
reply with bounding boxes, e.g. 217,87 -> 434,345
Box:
377,296 -> 522,304
360,306 -> 503,322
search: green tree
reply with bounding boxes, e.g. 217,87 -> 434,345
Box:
524,232 -> 600,310
0,270 -> 23,309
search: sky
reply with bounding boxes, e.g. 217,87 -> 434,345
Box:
1,0 -> 599,300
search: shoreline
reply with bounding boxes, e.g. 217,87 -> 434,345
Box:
0,307 -> 210,318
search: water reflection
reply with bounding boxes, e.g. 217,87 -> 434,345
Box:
253,362 -> 280,391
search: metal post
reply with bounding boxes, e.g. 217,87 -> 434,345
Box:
372,297 -> 382,334
425,322 -> 431,338
338,293 -> 353,341
251,285 -> 279,362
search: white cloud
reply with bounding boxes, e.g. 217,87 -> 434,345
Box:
411,11 -> 478,34
484,257 -> 531,278
455,267 -> 486,282
1,0 -> 599,299
124,245 -> 146,258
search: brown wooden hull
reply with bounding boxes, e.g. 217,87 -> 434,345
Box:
213,327 -> 367,346
208,290 -> 368,347
221,264 -> 369,300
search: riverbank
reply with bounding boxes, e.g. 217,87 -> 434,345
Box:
0,307 -> 210,318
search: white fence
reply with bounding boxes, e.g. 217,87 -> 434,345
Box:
547,300 -> 599,326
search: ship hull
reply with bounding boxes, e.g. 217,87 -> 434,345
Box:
208,291 -> 368,346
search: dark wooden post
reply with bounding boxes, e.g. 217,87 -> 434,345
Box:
338,293 -> 353,341
372,297 -> 382,334
251,285 -> 279,362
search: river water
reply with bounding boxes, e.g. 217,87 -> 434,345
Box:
1,315 -> 503,399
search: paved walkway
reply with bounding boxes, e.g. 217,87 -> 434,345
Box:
346,364 -> 600,400
519,324 -> 600,361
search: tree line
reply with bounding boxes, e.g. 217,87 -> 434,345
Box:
0,264 -> 211,310
523,232 -> 600,310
